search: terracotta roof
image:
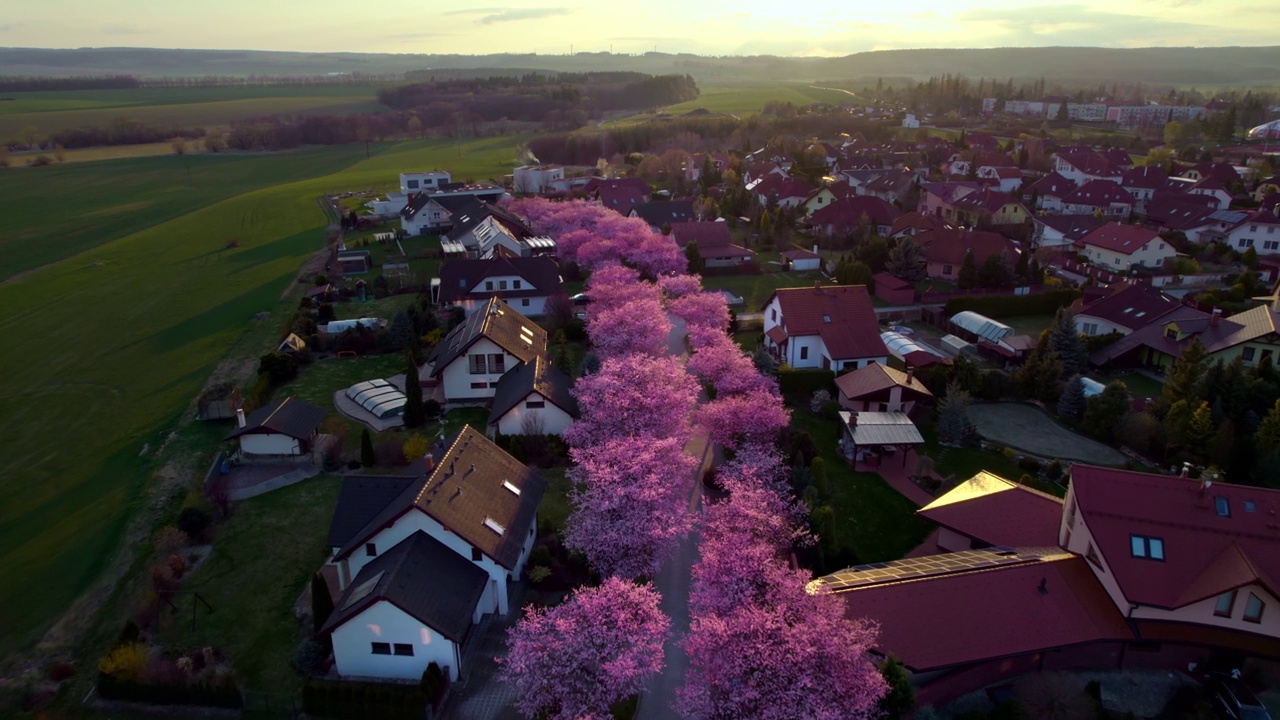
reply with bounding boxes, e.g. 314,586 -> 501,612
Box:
1033,214 -> 1107,242
767,284 -> 887,361
436,256 -> 564,305
917,471 -> 1063,548
598,184 -> 649,216
1030,171 -> 1077,198
835,362 -> 933,401
1078,222 -> 1160,256
1121,165 -> 1170,191
321,530 -> 489,643
1088,305 -> 1209,365
1069,464 -> 1280,609
488,356 -> 580,427
224,397 -> 327,441
428,297 -> 548,377
1057,150 -> 1121,178
824,550 -> 1131,672
1103,148 -> 1134,167
915,228 -> 1017,267
1063,180 -> 1134,208
920,181 -> 981,205
872,271 -> 912,291
952,188 -> 1025,215
1076,284 -> 1182,331
753,174 -> 815,200
808,196 -> 902,230
780,248 -> 820,261
890,211 -> 952,236
670,221 -> 733,249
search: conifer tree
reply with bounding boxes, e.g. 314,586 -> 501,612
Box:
402,350 -> 424,428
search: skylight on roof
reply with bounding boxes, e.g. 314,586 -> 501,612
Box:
823,314 -> 832,323
484,517 -> 506,535
503,481 -> 521,496
343,571 -> 384,609
1245,501 -> 1257,512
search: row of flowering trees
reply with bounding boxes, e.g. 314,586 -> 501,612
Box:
500,199 -> 884,720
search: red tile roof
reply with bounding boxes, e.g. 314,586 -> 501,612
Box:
1069,464 -> 1280,609
1063,180 -> 1135,208
1079,222 -> 1160,255
1076,284 -> 1182,331
1030,171 -> 1077,198
808,196 -> 902,229
917,471 -> 1063,548
670,221 -> 732,248
872,271 -> 912,291
834,362 -> 933,401
952,187 -> 1025,215
827,550 -> 1131,671
768,284 -> 888,361
1120,165 -> 1170,191
753,174 -> 815,201
1057,150 -> 1122,178
915,228 -> 1018,267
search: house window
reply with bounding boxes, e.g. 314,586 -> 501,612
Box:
371,642 -> 391,655
771,309 -> 777,321
472,547 -> 482,562
1083,322 -> 1098,336
469,354 -> 487,374
1243,347 -> 1256,362
942,264 -> 953,275
1215,590 -> 1237,618
800,347 -> 809,360
1244,594 -> 1265,623
526,400 -> 545,409
485,281 -> 494,291
499,280 -> 508,290
393,644 -> 414,656
365,543 -> 377,557
1240,238 -> 1254,248
522,299 -> 530,307
1265,241 -> 1280,251
1130,534 -> 1165,560
470,382 -> 488,389
1216,497 -> 1231,517
513,280 -> 522,289
407,180 -> 419,189
1165,328 -> 1178,340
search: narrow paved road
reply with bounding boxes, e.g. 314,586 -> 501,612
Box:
636,316 -> 715,720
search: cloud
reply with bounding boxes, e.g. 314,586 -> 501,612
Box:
101,24 -> 149,35
444,7 -> 505,15
476,8 -> 570,25
0,23 -> 21,32
388,32 -> 456,40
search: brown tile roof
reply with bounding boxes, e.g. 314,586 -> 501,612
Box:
808,196 -> 901,229
768,284 -> 887,361
890,211 -> 952,236
1030,171 -> 1077,198
487,356 -> 580,426
436,256 -> 564,305
1076,284 -> 1182,331
428,297 -> 548,377
951,188 -> 1024,215
1078,222 -> 1160,255
917,472 -> 1063,548
670,221 -> 733,248
835,362 -> 933,401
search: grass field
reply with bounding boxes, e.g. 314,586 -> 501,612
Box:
701,269 -> 827,311
9,141 -> 183,165
0,133 -> 530,654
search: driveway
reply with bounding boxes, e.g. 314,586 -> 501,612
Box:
967,403 -> 1127,466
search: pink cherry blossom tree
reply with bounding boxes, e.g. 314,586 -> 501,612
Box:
657,273 -> 702,299
587,297 -> 672,359
687,335 -> 775,396
697,388 -> 791,450
668,291 -> 730,346
566,354 -> 695,447
502,578 -> 670,720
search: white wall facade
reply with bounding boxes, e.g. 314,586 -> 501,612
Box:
1227,222 -> 1280,256
331,601 -> 462,682
439,337 -> 520,402
788,257 -> 822,272
496,393 -> 575,436
1075,314 -> 1131,337
1082,239 -> 1174,271
401,171 -> 452,193
401,201 -> 450,236
460,295 -> 548,317
239,433 -> 302,456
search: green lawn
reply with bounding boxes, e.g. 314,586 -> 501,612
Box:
789,409 -> 931,563
157,475 -> 341,694
0,134 -> 531,654
917,424 -> 1027,483
536,467 -> 575,536
734,331 -> 762,354
1097,371 -> 1164,399
701,270 -> 825,311
1002,314 -> 1055,337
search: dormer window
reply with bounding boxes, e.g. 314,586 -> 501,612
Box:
1245,594 -> 1265,623
1215,590 -> 1237,617
823,314 -> 832,323
1215,496 -> 1230,517
1130,534 -> 1164,561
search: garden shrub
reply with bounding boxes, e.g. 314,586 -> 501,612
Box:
944,289 -> 1079,318
292,638 -> 329,676
96,672 -> 243,709
302,678 -> 429,720
778,368 -> 836,399
176,507 -> 211,541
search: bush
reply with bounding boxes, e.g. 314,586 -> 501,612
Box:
1018,457 -> 1042,474
176,507 -> 212,541
778,368 -> 835,398
96,672 -> 243,709
1045,458 -> 1063,480
944,289 -> 1079,318
292,638 -> 329,676
302,678 -> 427,720
809,389 -> 832,414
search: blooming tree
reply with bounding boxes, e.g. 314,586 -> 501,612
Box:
587,297 -> 672,359
687,335 -> 775,396
507,198 -> 683,276
668,291 -> 730,345
566,354 -> 696,446
502,578 -> 670,720
698,388 -> 791,450
657,273 -> 702,299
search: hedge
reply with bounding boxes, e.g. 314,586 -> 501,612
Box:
944,289 -> 1079,318
302,678 -> 428,720
778,368 -> 836,398
96,673 -> 243,709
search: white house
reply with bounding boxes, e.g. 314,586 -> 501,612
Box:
513,165 -> 565,194
762,284 -> 889,371
436,256 -> 564,317
400,186 -> 508,236
1031,215 -> 1107,250
1078,222 -> 1176,272
1073,284 -> 1182,337
975,166 -> 1024,193
779,248 -> 822,272
1225,210 -> 1280,255
426,298 -> 548,403
834,363 -> 933,415
488,357 -> 580,436
223,397 -> 327,458
323,428 -> 545,682
401,171 -> 452,193
1061,180 -> 1135,218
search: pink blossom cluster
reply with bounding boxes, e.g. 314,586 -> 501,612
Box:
656,273 -> 702,299
506,198 -> 685,276
501,578 -> 670,720
565,354 -> 695,447
585,267 -> 672,360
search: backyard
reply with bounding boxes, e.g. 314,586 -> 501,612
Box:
967,402 -> 1128,466
701,269 -> 826,311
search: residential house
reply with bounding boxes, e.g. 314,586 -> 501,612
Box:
801,183 -> 858,217
1187,177 -> 1233,210
914,228 -> 1019,281
949,188 -> 1029,227
1146,192 -> 1220,241
1180,162 -> 1240,185
1054,149 -> 1122,184
324,427 -> 546,681
863,170 -> 918,206
806,196 -> 901,237
443,200 -> 535,258
1028,172 -> 1077,212
1072,283 -> 1182,337
1253,176 -> 1280,203
630,200 -> 695,232
670,221 -> 755,268
975,166 -> 1024,193
512,165 -> 566,194
401,171 -> 452,193
762,284 -> 888,371
426,298 -> 548,403
751,174 -> 815,210
1225,209 -> 1280,255
223,397 -> 327,459
916,181 -> 980,221
401,193 -> 499,237
436,256 -> 564,317
587,178 -> 652,217
1061,180 -> 1135,218
834,363 -> 933,415
916,471 -> 1064,552
487,356 -> 579,436
841,169 -> 889,196
742,160 -> 787,185
1102,148 -> 1134,169
1089,301 -> 1280,371
1078,222 -> 1173,272
872,273 -> 916,305
890,211 -> 952,239
779,248 -> 822,272
965,132 -> 1001,153
1119,165 -> 1171,214
1031,214 -> 1107,250
683,152 -> 730,183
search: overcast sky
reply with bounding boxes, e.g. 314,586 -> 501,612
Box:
1,0 -> 1272,56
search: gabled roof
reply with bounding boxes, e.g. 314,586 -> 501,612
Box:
1057,150 -> 1121,178
1029,171 -> 1077,198
436,256 -> 563,305
890,211 -> 952,236
834,362 -> 933,401
823,550 -> 1131,672
327,474 -> 418,548
918,471 -> 1064,548
630,200 -> 695,227
779,248 -> 820,261
1076,284 -> 1182,331
1033,214 -> 1107,241
401,191 -> 476,221
1063,180 -> 1134,207
1234,209 -> 1280,230
443,199 -> 531,243
753,174 -> 815,200
1069,464 -> 1280,609
766,284 -> 888,361
1103,148 -> 1134,168
915,228 -> 1017,267
336,426 -> 546,570
1078,222 -> 1160,255
1146,192 -> 1218,227
952,188 -> 1025,215
808,196 -> 902,229
488,356 -> 580,426
864,170 -> 916,196
321,530 -> 489,643
223,397 -> 327,441
920,181 -> 980,204
1121,165 -> 1169,190
670,221 -> 733,249
428,298 -> 547,376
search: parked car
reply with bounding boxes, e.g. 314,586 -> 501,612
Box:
1205,673 -> 1273,720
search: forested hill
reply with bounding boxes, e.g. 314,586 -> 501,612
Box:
377,73 -> 699,118
1,46 -> 1279,86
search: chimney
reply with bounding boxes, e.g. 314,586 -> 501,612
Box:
905,368 -> 915,386
812,243 -> 819,256
1211,308 -> 1222,327
236,408 -> 246,429
423,454 -> 436,473
848,411 -> 858,427
1038,577 -> 1048,595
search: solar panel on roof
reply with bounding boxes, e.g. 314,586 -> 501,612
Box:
817,548 -> 1032,591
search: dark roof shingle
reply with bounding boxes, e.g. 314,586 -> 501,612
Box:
223,397 -> 327,441
428,298 -> 548,376
488,356 -> 580,426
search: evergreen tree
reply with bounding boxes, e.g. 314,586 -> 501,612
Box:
1058,374 -> 1086,419
310,572 -> 335,636
1257,399 -> 1280,455
1014,248 -> 1029,281
684,241 -> 705,274
878,655 -> 916,720
1048,308 -> 1087,376
1083,381 -> 1130,442
386,310 -> 414,351
937,382 -> 971,445
810,456 -> 830,501
1158,336 -> 1208,414
1185,400 -> 1214,452
552,329 -> 573,376
886,237 -> 927,283
360,428 -> 376,467
957,250 -> 978,289
1029,256 -> 1042,284
402,350 -> 424,428
978,252 -> 1014,288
